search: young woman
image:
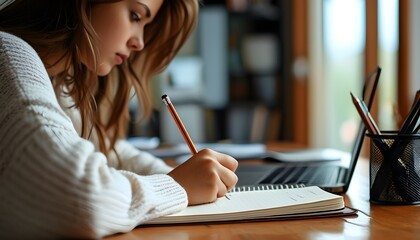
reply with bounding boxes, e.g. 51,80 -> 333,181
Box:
0,0 -> 238,238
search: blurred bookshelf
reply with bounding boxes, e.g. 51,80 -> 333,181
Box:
201,0 -> 296,143
129,0 -> 308,146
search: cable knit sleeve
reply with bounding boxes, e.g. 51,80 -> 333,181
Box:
0,32 -> 188,239
109,139 -> 174,175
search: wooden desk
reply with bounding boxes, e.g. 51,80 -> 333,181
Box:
108,156 -> 420,240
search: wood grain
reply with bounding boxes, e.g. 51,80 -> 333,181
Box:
107,145 -> 420,240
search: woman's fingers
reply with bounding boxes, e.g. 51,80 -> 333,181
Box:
201,148 -> 238,172
168,148 -> 238,205
216,162 -> 238,192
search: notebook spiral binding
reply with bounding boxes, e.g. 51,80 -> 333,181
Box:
230,184 -> 306,193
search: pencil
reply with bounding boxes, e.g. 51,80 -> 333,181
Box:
399,90 -> 420,134
350,92 -> 381,135
161,94 -> 198,154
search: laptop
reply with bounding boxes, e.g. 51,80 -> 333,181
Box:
235,66 -> 382,193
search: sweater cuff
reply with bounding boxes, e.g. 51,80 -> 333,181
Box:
139,174 -> 188,220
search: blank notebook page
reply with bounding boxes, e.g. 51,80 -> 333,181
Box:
146,186 -> 344,224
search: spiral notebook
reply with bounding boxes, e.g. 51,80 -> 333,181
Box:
145,184 -> 355,225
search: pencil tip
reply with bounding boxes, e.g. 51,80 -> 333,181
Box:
350,92 -> 359,104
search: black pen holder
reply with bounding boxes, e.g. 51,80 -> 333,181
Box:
367,132 -> 420,205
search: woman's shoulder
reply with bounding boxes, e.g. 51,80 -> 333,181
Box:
0,30 -> 35,51
0,30 -> 20,40
0,31 -> 43,67
0,30 -> 55,107
0,30 -> 48,80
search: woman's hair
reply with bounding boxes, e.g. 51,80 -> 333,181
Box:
0,0 -> 199,156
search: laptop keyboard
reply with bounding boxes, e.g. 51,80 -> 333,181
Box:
259,165 -> 343,186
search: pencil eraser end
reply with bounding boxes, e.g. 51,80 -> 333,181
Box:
161,94 -> 167,99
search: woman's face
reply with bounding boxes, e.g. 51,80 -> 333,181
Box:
84,0 -> 163,76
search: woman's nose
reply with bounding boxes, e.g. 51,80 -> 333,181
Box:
128,37 -> 144,51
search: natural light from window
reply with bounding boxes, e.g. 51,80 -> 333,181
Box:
323,0 -> 365,151
378,0 -> 398,131
322,0 -> 398,150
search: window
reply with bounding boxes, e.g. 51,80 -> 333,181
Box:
309,0 -> 399,151
378,0 -> 398,131
323,0 -> 365,151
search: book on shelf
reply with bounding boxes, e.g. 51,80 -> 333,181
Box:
145,184 -> 356,225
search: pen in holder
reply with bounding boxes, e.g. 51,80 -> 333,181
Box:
367,131 -> 420,205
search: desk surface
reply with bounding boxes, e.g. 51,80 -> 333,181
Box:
107,150 -> 420,240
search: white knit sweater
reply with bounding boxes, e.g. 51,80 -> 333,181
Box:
0,31 -> 188,239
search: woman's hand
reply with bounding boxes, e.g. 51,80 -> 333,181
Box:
168,148 -> 238,205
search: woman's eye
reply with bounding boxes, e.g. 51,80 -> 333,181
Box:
131,11 -> 141,22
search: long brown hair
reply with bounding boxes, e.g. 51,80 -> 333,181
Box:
0,0 -> 199,156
